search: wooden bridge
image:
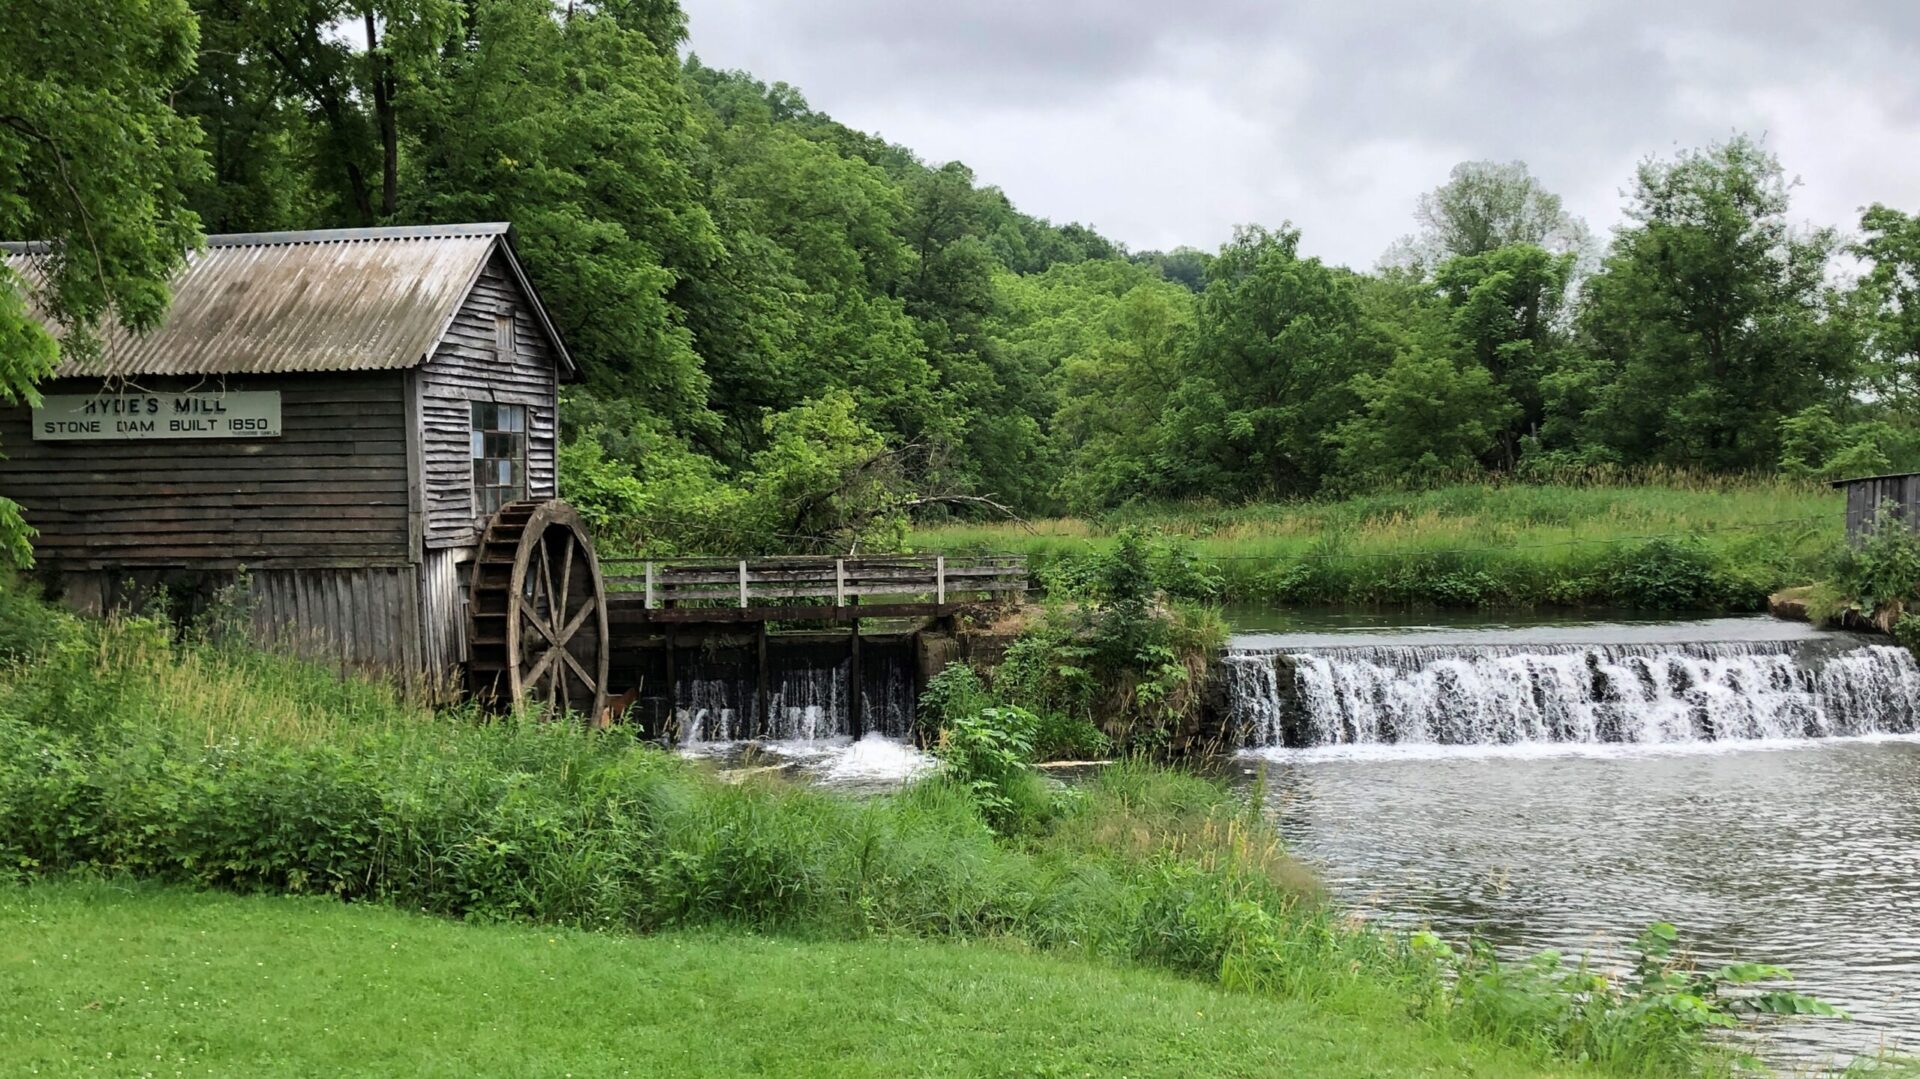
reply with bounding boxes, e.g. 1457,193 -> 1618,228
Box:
597,554 -> 1028,737
602,554 -> 1028,625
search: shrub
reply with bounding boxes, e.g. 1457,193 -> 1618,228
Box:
1833,504 -> 1920,615
1432,921 -> 1843,1074
1601,537 -> 1747,610
931,703 -> 1055,834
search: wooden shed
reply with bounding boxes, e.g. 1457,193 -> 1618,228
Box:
0,223 -> 573,689
1831,471 -> 1920,545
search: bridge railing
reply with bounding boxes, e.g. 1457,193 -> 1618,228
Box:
600,554 -> 1027,612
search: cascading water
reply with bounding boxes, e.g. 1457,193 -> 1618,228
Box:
673,644 -> 916,743
1224,626 -> 1920,749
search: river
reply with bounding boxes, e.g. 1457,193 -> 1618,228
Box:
1228,610 -> 1920,1065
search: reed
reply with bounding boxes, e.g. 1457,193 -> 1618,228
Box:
915,479 -> 1844,609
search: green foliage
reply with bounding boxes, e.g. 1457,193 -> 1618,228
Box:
1778,405 -> 1913,480
1892,614 -> 1920,656
915,663 -> 994,732
919,478 -> 1839,611
1393,160 -> 1592,268
1855,205 -> 1920,428
1575,136 -> 1853,473
918,660 -> 1108,775
564,391 -> 910,556
1424,921 -> 1843,1073
0,0 -> 207,355
1599,538 -> 1744,610
1333,349 -> 1516,487
930,704 -> 1053,834
408,0 -> 718,431
0,0 -> 209,566
993,529 -> 1226,750
1159,225 -> 1388,500
1831,505 -> 1920,615
16,0 -> 1920,545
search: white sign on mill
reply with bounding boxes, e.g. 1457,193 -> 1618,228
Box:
31,391 -> 282,441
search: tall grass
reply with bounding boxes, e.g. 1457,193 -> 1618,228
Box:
916,479 -> 1843,609
0,592 -> 1837,1075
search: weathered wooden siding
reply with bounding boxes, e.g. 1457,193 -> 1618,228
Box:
248,566 -> 425,676
0,373 -> 411,568
419,546 -> 467,685
415,251 -> 560,551
1840,473 -> 1920,544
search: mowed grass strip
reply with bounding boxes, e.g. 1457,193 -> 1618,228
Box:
0,880 -> 1574,1079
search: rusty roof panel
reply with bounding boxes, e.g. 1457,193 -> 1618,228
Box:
2,223 -> 528,378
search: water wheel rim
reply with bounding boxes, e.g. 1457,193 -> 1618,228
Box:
499,500 -> 610,722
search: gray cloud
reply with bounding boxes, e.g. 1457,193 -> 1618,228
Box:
683,1 -> 1920,267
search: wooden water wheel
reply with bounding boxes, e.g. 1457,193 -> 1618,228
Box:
468,499 -> 609,721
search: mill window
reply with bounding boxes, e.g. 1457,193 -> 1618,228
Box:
471,401 -> 526,515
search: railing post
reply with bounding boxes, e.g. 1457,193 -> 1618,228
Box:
936,555 -> 946,606
644,561 -> 655,610
738,560 -> 749,608
835,559 -> 846,608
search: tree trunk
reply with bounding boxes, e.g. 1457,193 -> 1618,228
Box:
365,12 -> 398,218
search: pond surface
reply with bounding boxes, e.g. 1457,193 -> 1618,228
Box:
1226,609 -> 1920,1064
1240,709 -> 1920,1066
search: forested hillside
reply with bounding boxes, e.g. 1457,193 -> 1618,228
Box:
8,0 -> 1920,556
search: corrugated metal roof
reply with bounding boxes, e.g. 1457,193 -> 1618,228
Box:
2,223 -> 574,378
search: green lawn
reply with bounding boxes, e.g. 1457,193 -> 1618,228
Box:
0,881 -> 1573,1078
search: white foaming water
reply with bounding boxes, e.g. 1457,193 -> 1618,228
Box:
679,732 -> 934,790
1225,635 -> 1920,750
820,732 -> 936,784
673,655 -> 914,743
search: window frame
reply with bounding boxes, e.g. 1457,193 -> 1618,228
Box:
470,400 -> 528,516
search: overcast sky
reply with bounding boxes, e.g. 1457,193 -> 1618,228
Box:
680,1 -> 1920,269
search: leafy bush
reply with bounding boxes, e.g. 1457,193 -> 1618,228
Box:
916,663 -> 994,732
931,703 -> 1055,834
1601,537 -> 1751,610
1029,710 -> 1112,761
1001,529 -> 1225,750
1429,921 -> 1843,1074
1893,614 -> 1920,657
0,576 -> 75,665
1832,504 -> 1920,615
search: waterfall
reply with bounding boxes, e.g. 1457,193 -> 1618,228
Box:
1224,637 -> 1920,748
674,644 -> 916,743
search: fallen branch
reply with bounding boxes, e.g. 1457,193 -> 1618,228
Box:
899,494 -> 1039,534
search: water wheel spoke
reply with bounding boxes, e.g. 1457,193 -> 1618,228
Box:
538,535 -> 558,628
522,606 -> 558,649
559,647 -> 594,692
551,596 -> 597,649
558,539 -> 575,620
523,643 -> 561,692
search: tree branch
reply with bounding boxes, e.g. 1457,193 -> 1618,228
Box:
0,113 -> 111,337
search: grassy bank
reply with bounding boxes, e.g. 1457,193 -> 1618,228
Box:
0,880 -> 1573,1078
0,592 -> 1850,1075
914,479 -> 1843,609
